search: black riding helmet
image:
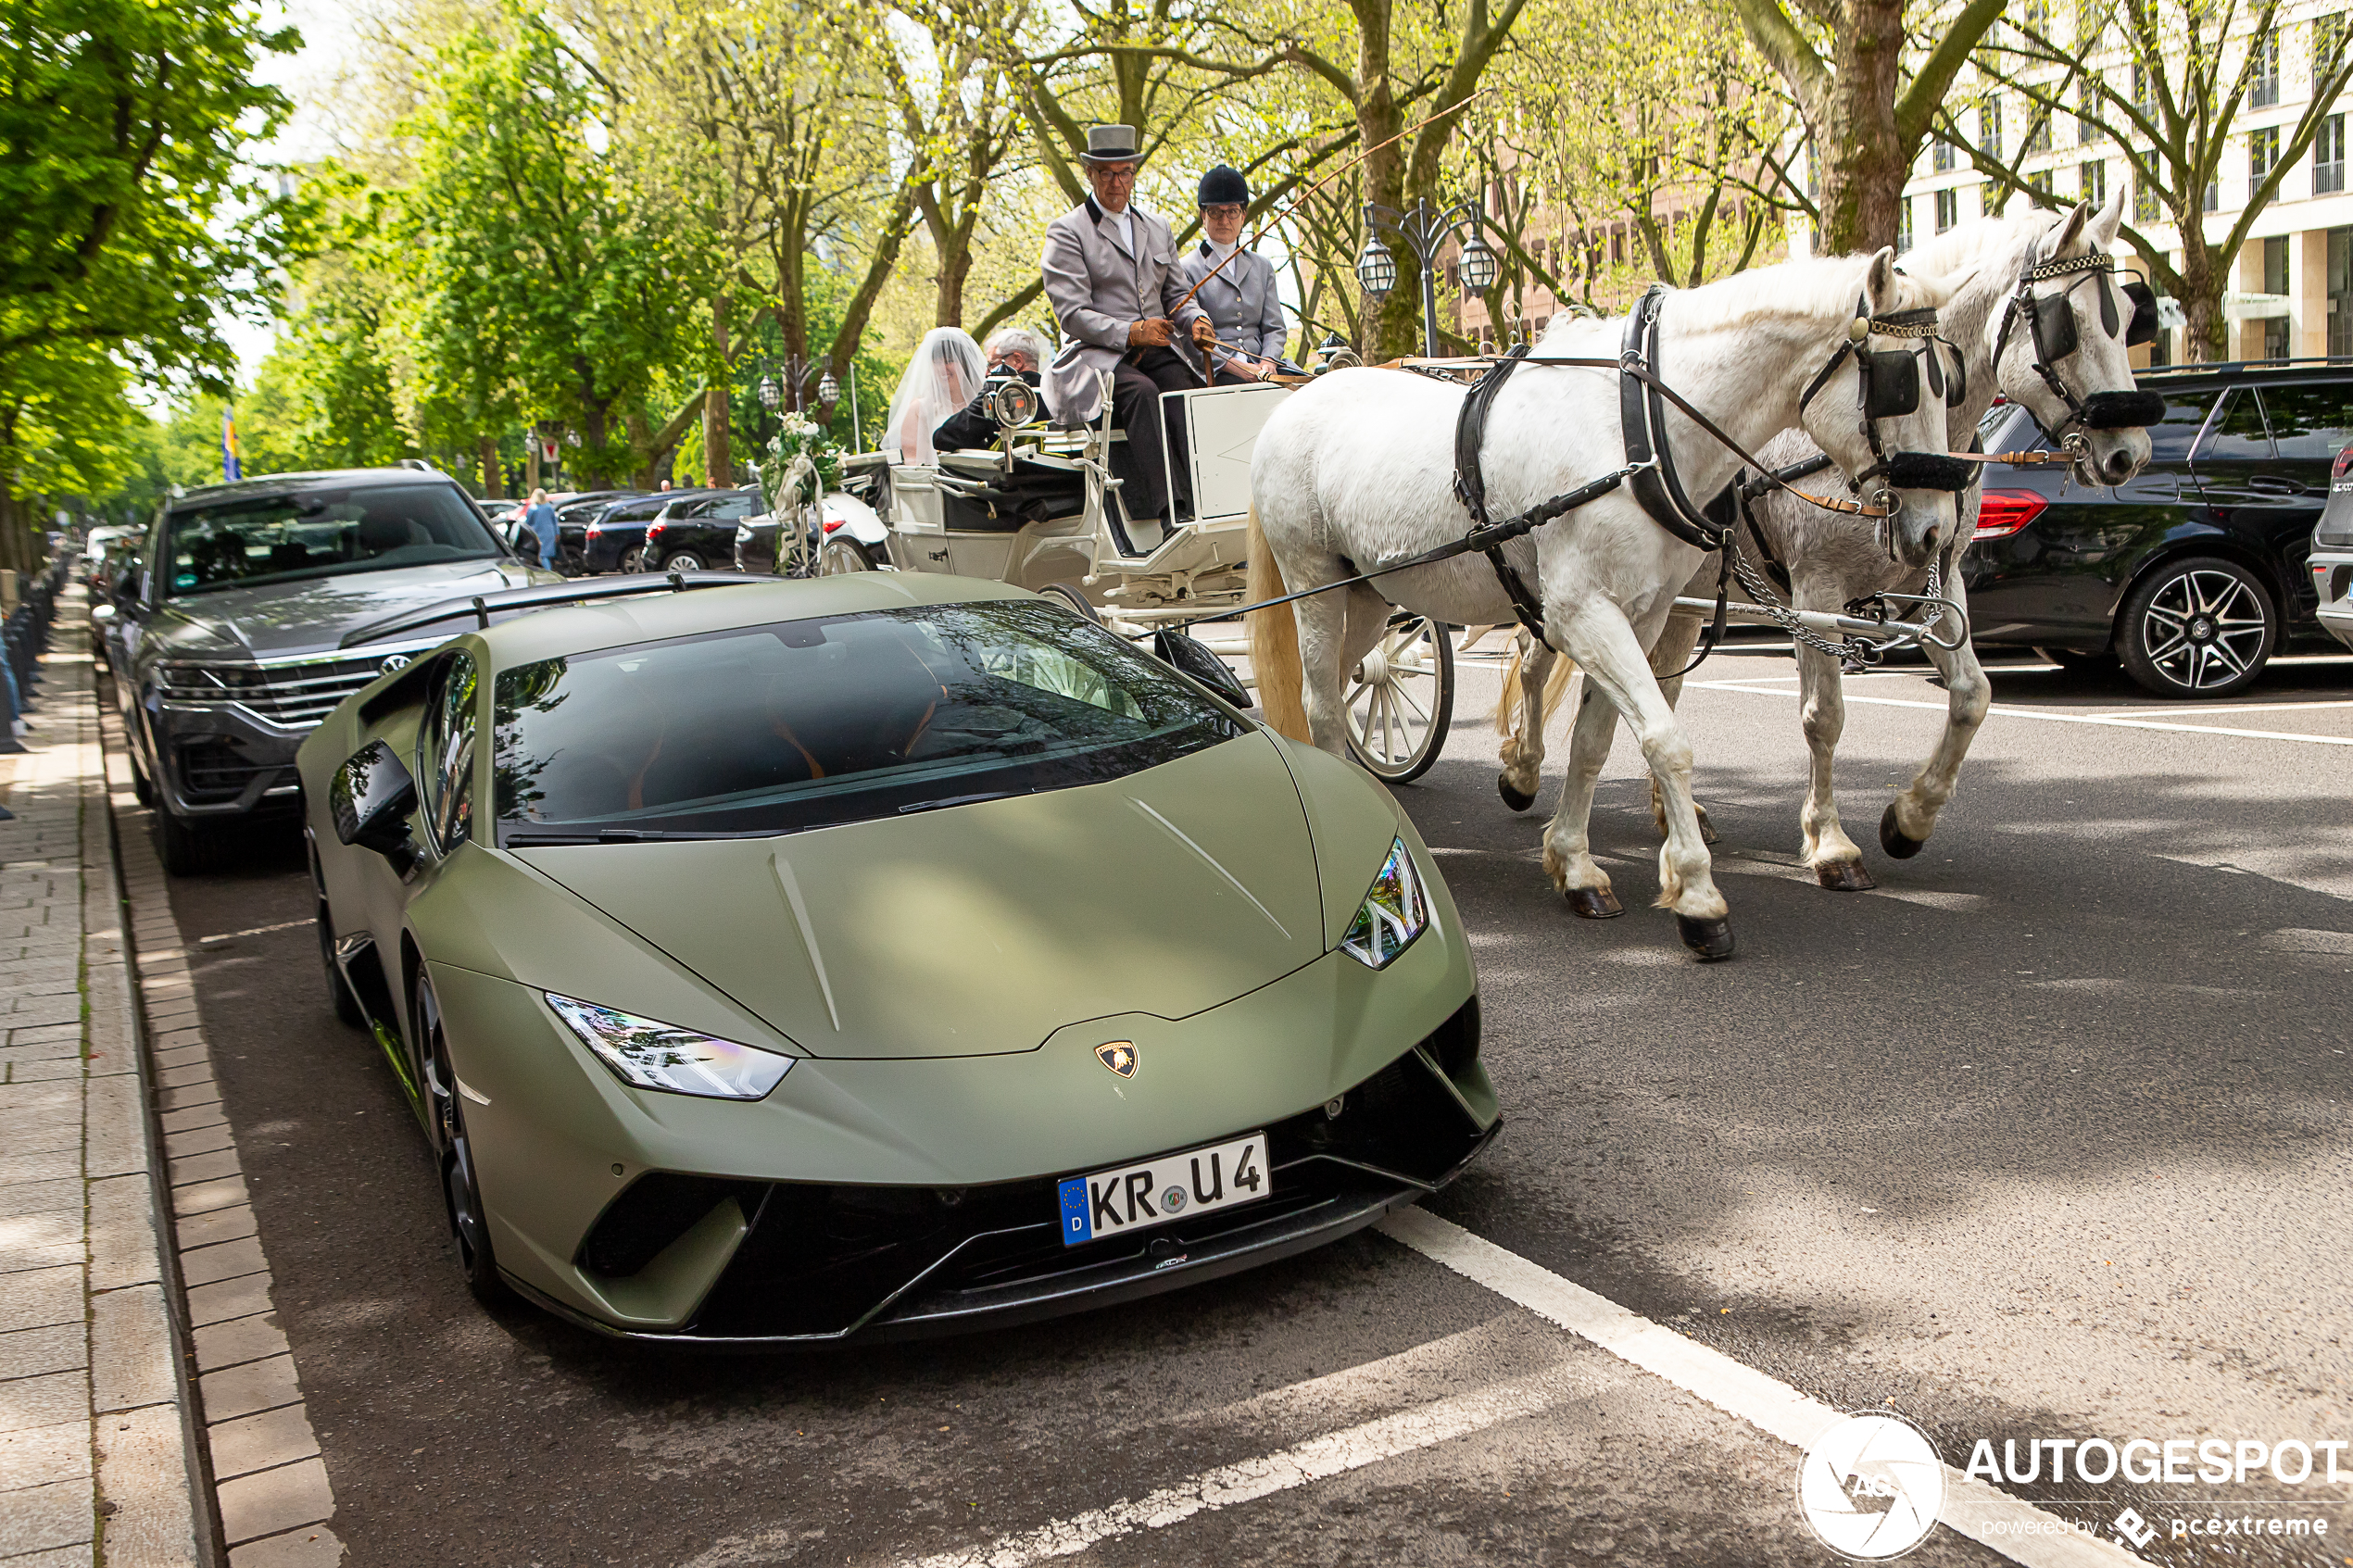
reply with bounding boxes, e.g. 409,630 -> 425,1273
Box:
1199,165 -> 1249,208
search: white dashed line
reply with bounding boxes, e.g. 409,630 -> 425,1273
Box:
1379,1208 -> 2145,1568
1686,680 -> 2353,746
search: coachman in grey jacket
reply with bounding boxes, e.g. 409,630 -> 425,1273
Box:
1039,124 -> 1215,528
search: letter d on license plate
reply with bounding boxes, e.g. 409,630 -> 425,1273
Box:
1057,1131 -> 1268,1246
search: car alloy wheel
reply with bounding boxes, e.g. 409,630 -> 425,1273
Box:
415,973 -> 507,1304
660,551 -> 706,572
157,809 -> 220,876
2119,556 -> 2276,698
819,534 -> 875,575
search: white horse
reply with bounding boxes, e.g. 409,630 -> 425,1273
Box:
1493,192 -> 2157,891
1248,247 -> 1964,960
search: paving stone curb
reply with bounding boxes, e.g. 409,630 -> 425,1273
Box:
89,652 -> 344,1568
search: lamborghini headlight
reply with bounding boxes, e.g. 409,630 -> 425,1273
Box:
1339,836 -> 1430,970
544,994 -> 794,1099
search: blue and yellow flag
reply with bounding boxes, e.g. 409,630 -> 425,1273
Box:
221,407 -> 241,482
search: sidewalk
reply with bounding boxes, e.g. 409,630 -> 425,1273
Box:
0,597 -> 209,1567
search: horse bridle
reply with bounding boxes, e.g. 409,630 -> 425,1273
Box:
1992,248 -> 2165,449
1797,295 -> 1978,514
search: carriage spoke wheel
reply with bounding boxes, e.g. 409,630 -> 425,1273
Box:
416,975 -> 507,1304
1344,615 -> 1455,783
819,534 -> 875,575
2120,558 -> 2276,698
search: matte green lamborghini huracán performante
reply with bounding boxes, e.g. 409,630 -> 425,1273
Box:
298,573 -> 1496,1345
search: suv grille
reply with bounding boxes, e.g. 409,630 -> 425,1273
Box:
160,655 -> 396,727
176,738 -> 271,802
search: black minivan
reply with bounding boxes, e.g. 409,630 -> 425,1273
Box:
1967,360 -> 2351,696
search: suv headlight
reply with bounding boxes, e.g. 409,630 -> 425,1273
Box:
157,660 -> 260,700
1339,836 -> 1430,970
545,994 -> 795,1099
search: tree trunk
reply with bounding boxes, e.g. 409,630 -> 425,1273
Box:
936,235 -> 973,328
705,293 -> 731,485
1815,0 -> 1907,253
1351,0 -> 1417,359
2178,241 -> 2228,361
478,436 -> 500,496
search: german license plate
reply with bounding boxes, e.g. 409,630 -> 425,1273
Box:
1057,1131 -> 1268,1247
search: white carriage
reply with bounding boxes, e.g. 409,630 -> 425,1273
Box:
824,373 -> 1457,781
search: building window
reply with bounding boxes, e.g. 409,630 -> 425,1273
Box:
2133,61 -> 2155,119
2252,125 -> 2281,188
2252,31 -> 2281,107
1933,136 -> 1957,174
2029,168 -> 2056,196
2206,170 -> 2222,211
2025,108 -> 2053,155
1898,197 -> 1914,253
2136,179 -> 2162,223
2322,14 -> 2348,77
2266,233 -> 2290,295
2266,315 -> 2292,360
2078,78 -> 2107,144
1935,187 -> 1959,232
2319,113 -> 2347,194
1980,97 -> 2004,162
2082,159 -> 2108,207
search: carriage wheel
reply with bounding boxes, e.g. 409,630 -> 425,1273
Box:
1345,614 -> 1454,784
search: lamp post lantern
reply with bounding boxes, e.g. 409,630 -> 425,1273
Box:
1354,196 -> 1498,358
817,369 -> 840,407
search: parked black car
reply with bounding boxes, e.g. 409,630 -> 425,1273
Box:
549,490 -> 640,574
1968,359 -> 2352,696
579,487 -> 736,573
640,485 -> 761,571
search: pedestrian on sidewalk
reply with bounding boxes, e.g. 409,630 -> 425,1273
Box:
522,488 -> 560,570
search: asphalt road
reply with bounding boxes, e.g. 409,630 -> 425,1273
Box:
146,646 -> 2353,1567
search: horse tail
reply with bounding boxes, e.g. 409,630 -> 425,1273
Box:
1542,643 -> 1579,723
1493,640 -> 1526,736
1246,508 -> 1311,743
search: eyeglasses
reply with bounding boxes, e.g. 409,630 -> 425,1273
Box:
1202,204 -> 1245,220
1094,165 -> 1139,183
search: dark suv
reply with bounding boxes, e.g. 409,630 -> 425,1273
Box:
1968,360 -> 2350,696
640,486 -> 761,571
579,487 -> 736,573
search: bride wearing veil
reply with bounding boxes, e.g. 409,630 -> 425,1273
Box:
885,328 -> 987,465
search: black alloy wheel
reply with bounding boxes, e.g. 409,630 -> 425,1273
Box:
126,745 -> 156,809
659,551 -> 707,573
309,840 -> 364,1028
2118,556 -> 2277,698
156,809 -> 220,877
416,973 -> 507,1304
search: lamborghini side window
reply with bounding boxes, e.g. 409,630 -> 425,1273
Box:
417,653 -> 478,852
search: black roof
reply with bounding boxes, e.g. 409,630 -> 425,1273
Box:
2138,357 -> 2353,381
168,468 -> 466,509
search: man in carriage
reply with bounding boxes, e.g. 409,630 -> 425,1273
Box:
1039,123 -> 1219,530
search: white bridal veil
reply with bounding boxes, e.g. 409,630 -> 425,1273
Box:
885,327 -> 987,465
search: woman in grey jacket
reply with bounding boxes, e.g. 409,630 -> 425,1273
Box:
1179,166 -> 1287,384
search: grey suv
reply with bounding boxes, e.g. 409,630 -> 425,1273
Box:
103,470 -> 557,872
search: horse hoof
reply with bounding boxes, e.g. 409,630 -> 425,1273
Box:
1816,860 -> 1877,892
1565,887 -> 1624,920
1498,777 -> 1535,812
1676,914 -> 1736,960
1879,802 -> 1927,860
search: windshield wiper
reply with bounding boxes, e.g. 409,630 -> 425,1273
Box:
896,789 -> 1024,815
502,826 -> 761,846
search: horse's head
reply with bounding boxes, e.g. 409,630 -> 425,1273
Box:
1988,187 -> 2159,487
1796,247 -> 1969,570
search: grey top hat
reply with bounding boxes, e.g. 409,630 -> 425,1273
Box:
1083,124 -> 1145,165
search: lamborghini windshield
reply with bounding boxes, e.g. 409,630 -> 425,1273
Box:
162,483 -> 501,596
490,600 -> 1246,842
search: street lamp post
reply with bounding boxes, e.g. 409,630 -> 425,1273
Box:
1354,196 -> 1500,358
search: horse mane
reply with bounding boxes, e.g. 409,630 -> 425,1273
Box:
1899,208 -> 2064,282
1542,253 -> 1950,345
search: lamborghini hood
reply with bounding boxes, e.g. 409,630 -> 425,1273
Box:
514,733 -> 1329,1059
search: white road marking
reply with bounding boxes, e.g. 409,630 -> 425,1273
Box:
192,917 -> 312,946
1687,679 -> 2353,746
903,1365 -> 1578,1568
1378,1208 -> 2144,1568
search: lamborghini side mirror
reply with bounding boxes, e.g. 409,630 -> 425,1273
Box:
332,739 -> 420,872
1152,627 -> 1253,709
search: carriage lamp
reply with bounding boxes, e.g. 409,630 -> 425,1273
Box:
1459,232 -> 1500,295
817,369 -> 840,406
757,374 -> 781,411
1354,234 -> 1398,299
988,377 -> 1041,430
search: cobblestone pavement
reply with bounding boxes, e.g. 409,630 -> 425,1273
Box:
0,604 -> 205,1568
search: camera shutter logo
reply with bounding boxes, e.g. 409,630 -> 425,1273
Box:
1796,1411 -> 1946,1559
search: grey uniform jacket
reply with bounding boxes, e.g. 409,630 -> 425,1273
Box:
1179,242 -> 1286,369
1040,197 -> 1207,424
